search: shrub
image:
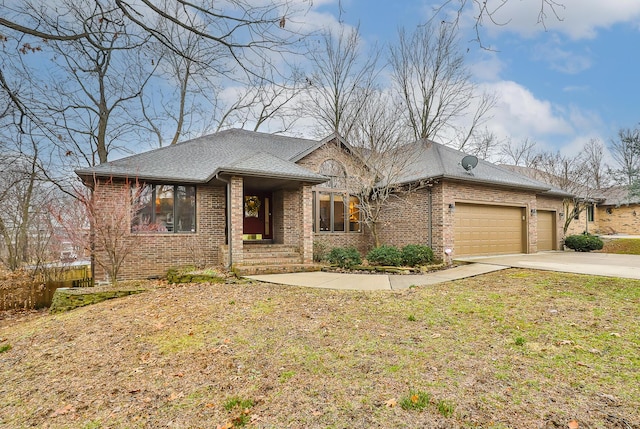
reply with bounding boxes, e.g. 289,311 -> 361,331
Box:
366,245 -> 403,266
564,233 -> 604,252
401,244 -> 434,266
313,240 -> 328,262
327,247 -> 362,269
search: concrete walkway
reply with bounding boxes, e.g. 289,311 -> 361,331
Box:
246,251 -> 640,290
246,263 -> 507,290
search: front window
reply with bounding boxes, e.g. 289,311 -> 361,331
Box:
587,204 -> 595,222
348,196 -> 361,232
314,159 -> 361,233
131,184 -> 196,233
314,191 -> 361,233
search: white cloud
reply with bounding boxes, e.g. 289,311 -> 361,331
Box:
483,0 -> 640,40
482,80 -> 573,140
287,1 -> 351,35
532,40 -> 592,74
470,51 -> 506,82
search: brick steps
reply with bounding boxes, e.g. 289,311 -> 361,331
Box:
235,263 -> 323,276
241,244 -> 302,265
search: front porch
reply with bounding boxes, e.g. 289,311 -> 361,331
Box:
220,176 -> 320,274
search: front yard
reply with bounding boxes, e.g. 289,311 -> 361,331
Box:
0,269 -> 638,428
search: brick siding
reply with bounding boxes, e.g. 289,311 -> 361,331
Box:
595,205 -> 640,235
298,138 -> 370,256
92,179 -> 226,282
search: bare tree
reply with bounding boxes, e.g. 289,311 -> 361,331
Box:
533,150 -> 603,233
303,25 -> 419,247
137,1 -> 228,147
0,134 -> 54,270
582,138 -> 609,189
0,0 -> 308,73
340,91 -> 414,247
466,128 -> 501,160
389,21 -> 494,148
216,65 -> 305,133
499,137 -> 540,167
609,127 -> 640,187
52,179 -> 145,285
0,0 -> 310,164
304,25 -> 380,139
430,0 -> 565,47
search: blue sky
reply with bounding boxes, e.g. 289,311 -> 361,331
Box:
300,0 -> 640,160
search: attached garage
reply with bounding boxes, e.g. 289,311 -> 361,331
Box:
536,210 -> 556,251
454,203 -> 526,256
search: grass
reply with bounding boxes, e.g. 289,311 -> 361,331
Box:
599,237 -> 640,255
399,390 -> 431,410
223,396 -> 254,411
436,399 -> 455,417
0,269 -> 638,428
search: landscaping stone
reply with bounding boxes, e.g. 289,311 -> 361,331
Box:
50,286 -> 147,313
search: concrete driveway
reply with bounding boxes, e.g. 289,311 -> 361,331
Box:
456,251 -> 640,280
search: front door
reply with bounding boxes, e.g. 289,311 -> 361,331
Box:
243,191 -> 272,240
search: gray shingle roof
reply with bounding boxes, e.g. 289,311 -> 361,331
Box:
601,186 -> 640,206
392,140 -> 560,193
75,129 -> 327,184
75,130 -> 569,195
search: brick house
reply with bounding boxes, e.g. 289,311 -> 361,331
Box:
591,186 -> 640,235
76,129 -> 567,282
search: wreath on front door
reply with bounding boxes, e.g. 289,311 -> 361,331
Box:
244,195 -> 261,218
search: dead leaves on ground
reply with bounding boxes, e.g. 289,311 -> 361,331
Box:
49,404 -> 74,418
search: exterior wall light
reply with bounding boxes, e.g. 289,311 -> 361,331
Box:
530,208 -> 537,215
448,203 -> 455,213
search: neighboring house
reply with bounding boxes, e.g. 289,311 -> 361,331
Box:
76,129 -> 567,282
594,186 -> 640,235
500,165 -> 640,235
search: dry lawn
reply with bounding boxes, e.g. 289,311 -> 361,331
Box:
0,269 -> 638,429
599,238 -> 640,255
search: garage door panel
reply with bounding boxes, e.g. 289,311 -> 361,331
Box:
537,210 -> 555,251
455,204 -> 525,256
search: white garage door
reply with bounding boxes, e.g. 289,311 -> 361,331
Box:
455,204 -> 526,256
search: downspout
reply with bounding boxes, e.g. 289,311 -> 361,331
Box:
215,174 -> 233,269
427,187 -> 433,248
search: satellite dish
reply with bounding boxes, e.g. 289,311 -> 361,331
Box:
461,155 -> 478,173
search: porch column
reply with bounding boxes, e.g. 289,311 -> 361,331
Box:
301,184 -> 313,264
230,176 -> 244,266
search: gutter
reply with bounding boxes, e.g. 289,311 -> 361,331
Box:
215,174 -> 233,269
